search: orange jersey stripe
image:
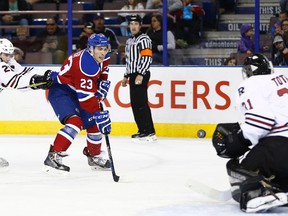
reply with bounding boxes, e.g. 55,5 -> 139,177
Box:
140,48 -> 152,57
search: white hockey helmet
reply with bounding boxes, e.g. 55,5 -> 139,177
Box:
0,38 -> 14,55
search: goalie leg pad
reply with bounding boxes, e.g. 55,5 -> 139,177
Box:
226,159 -> 260,202
226,159 -> 287,212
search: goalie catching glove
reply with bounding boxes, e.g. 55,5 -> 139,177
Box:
94,110 -> 111,135
212,122 -> 252,158
29,70 -> 54,90
95,80 -> 111,101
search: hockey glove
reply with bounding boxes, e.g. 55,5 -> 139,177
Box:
94,110 -> 111,135
212,122 -> 252,158
29,70 -> 54,90
95,80 -> 111,101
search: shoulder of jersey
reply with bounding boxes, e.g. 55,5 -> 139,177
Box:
80,50 -> 100,76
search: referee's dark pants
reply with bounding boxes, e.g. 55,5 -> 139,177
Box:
129,71 -> 155,135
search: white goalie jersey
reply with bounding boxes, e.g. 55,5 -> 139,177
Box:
0,57 -> 35,90
235,72 -> 288,145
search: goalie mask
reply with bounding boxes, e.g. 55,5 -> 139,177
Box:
242,53 -> 272,78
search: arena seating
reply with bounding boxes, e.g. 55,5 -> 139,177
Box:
175,0 -> 279,66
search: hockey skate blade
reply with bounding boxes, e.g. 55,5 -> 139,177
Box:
42,165 -> 69,175
132,136 -> 157,143
245,192 -> 288,213
90,166 -> 111,171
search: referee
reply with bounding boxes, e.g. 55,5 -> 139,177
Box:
121,14 -> 156,142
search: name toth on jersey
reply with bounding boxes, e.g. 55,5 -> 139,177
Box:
236,73 -> 288,145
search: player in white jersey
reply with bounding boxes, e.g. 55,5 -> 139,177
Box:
212,53 -> 288,213
0,38 -> 52,91
0,38 -> 53,169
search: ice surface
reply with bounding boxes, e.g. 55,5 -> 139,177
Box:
0,135 -> 286,216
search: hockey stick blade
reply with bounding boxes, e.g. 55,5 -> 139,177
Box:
17,82 -> 47,90
186,179 -> 232,201
104,135 -> 120,182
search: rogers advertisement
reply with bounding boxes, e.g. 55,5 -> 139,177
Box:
0,66 -> 248,123
2,66 -> 286,136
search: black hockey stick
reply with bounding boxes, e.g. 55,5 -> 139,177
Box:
104,134 -> 120,182
99,102 -> 120,182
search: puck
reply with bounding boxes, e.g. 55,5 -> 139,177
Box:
197,129 -> 206,138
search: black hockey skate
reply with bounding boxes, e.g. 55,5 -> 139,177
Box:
131,132 -> 157,142
43,145 -> 70,173
83,147 -> 111,170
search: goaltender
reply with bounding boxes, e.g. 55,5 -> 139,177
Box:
212,53 -> 288,213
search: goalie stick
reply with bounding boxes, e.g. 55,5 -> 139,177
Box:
186,178 -> 232,201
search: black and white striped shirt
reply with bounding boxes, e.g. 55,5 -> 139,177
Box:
124,32 -> 152,77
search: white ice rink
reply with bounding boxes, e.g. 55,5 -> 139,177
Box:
0,135 -> 287,216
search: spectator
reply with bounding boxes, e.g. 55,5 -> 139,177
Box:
118,0 -> 145,36
27,0 -> 68,3
176,0 -> 205,46
33,17 -> 67,64
272,34 -> 288,66
12,26 -> 37,62
271,10 -> 288,36
94,0 -> 104,10
143,0 -> 183,32
0,0 -> 31,38
279,0 -> 288,11
145,0 -> 162,10
77,22 -> 95,51
218,0 -> 235,14
146,14 -> 176,64
281,19 -> 288,46
13,47 -> 24,63
237,24 -> 254,55
223,56 -> 237,66
145,0 -> 182,16
92,12 -> 120,51
117,44 -> 126,64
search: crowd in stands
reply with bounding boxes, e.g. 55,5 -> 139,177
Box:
0,0 -> 207,65
2,0 -> 288,67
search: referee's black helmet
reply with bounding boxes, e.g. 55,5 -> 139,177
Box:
128,14 -> 142,25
